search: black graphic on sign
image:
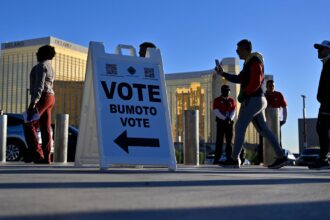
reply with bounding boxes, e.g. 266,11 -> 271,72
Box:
127,66 -> 136,75
106,64 -> 118,75
144,68 -> 155,78
114,130 -> 160,153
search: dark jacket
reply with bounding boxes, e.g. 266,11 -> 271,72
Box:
317,58 -> 330,112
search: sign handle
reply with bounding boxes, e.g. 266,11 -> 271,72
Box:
115,44 -> 137,57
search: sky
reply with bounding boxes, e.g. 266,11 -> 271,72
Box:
1,0 -> 329,153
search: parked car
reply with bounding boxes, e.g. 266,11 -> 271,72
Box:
6,113 -> 34,161
5,113 -> 78,162
296,147 -> 329,166
284,149 -> 296,166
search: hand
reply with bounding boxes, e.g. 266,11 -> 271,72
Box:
214,64 -> 224,76
280,120 -> 286,126
27,102 -> 36,117
225,117 -> 233,124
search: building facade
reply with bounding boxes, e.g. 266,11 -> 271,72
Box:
0,37 -> 88,126
298,118 -> 319,153
1,37 -> 271,146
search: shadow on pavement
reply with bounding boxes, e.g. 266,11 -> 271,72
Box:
1,200 -> 329,220
0,177 -> 329,189
0,165 -> 329,176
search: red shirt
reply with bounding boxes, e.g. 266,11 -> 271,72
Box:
265,91 -> 287,108
240,62 -> 264,95
213,96 -> 236,113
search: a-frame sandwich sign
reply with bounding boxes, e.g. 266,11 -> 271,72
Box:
75,42 -> 177,171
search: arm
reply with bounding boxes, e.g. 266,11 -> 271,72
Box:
213,109 -> 226,120
31,64 -> 46,104
228,110 -> 236,121
280,107 -> 287,126
283,107 -> 287,122
280,92 -> 287,125
223,72 -> 241,84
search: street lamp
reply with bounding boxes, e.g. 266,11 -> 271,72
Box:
301,95 -> 307,148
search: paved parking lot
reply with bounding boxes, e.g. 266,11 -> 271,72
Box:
0,163 -> 329,220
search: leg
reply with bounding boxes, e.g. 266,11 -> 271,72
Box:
214,121 -> 225,163
239,148 -> 246,164
225,122 -> 233,159
256,135 -> 263,164
232,98 -> 258,159
39,109 -> 52,162
23,120 -> 44,161
316,113 -> 330,160
36,94 -> 55,163
253,112 -> 284,158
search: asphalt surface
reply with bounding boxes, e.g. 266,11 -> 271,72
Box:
0,163 -> 329,220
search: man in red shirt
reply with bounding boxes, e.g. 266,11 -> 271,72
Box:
256,80 -> 288,164
213,85 -> 236,164
265,80 -> 287,126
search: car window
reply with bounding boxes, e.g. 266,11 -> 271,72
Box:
7,115 -> 24,126
303,149 -> 320,155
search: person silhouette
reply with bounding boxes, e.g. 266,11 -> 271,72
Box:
139,42 -> 156,57
24,45 -> 56,164
215,39 -> 288,169
309,40 -> 330,170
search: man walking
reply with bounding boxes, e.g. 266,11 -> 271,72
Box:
309,40 -> 330,169
215,39 -> 288,169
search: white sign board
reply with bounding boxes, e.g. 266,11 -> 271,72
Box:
75,42 -> 177,170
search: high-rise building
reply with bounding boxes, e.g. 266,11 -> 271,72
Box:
0,36 -> 88,126
1,37 -> 273,147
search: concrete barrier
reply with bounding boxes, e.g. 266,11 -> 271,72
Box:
183,110 -> 199,165
263,107 -> 280,166
54,114 -> 69,163
0,115 -> 7,162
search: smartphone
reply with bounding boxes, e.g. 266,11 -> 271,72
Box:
215,59 -> 220,66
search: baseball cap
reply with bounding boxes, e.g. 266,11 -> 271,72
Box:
221,85 -> 230,91
314,40 -> 330,49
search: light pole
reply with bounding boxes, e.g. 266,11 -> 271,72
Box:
301,95 -> 307,148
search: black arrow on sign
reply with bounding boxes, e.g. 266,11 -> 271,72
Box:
114,130 -> 160,153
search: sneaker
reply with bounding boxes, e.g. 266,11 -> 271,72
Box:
308,159 -> 330,170
268,157 -> 289,169
219,158 -> 240,168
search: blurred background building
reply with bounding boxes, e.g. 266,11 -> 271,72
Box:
0,36 -> 87,126
0,36 -> 273,147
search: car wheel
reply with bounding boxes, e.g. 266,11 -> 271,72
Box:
6,140 -> 24,161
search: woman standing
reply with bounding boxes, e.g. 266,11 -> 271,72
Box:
24,45 -> 56,164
